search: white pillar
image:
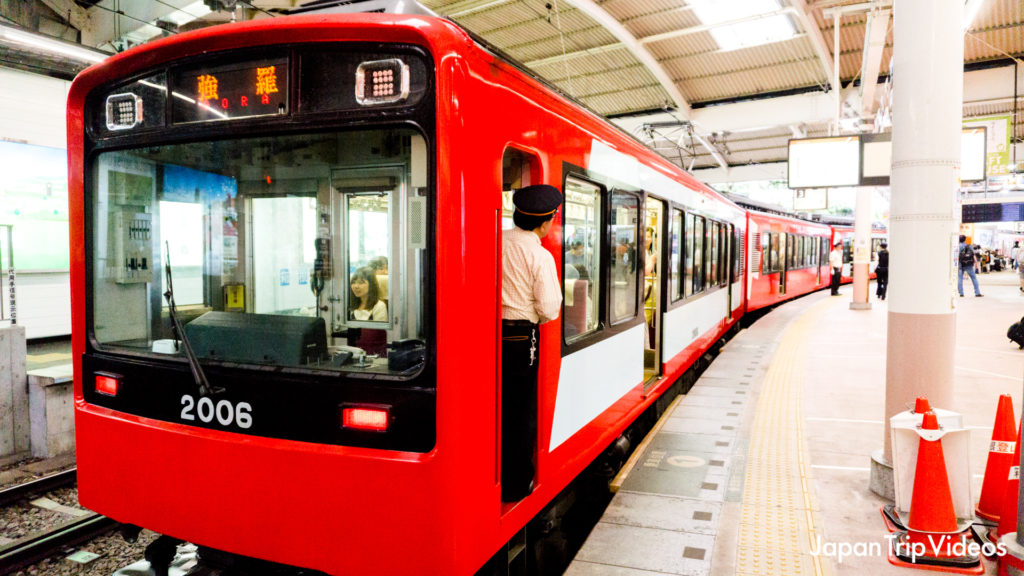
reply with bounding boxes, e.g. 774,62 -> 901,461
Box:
850,188 -> 872,310
872,0 -> 963,498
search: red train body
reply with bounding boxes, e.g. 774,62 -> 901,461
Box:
66,12 -> 880,576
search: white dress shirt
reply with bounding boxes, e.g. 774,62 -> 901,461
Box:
502,227 -> 562,324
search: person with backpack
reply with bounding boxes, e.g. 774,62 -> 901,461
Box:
875,242 -> 889,300
958,235 -> 982,297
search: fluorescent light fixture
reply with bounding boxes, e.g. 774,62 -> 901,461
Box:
123,1 -> 212,46
0,22 -> 109,63
688,0 -> 796,51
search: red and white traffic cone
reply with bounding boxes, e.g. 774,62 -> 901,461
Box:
977,394 -> 1017,521
990,422 -> 1024,545
888,412 -> 983,574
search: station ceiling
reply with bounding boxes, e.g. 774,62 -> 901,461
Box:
2,0 -> 1022,174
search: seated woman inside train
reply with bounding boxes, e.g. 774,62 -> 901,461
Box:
348,266 -> 388,355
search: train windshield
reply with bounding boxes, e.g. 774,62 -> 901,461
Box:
89,128 -> 429,376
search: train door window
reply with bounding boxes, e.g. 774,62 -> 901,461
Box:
644,199 -> 664,381
820,237 -> 828,267
610,191 -> 639,324
842,238 -> 852,264
684,213 -> 695,297
251,194 -> 317,315
693,216 -> 705,294
871,238 -> 882,261
768,233 -> 780,273
563,177 -> 602,342
669,209 -> 683,301
159,201 -> 204,306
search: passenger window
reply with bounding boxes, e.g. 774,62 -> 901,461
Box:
563,177 -> 602,342
693,216 -> 705,294
685,213 -> 695,297
610,191 -> 639,323
769,233 -> 780,273
761,232 -> 770,275
712,219 -> 720,284
670,209 -> 683,301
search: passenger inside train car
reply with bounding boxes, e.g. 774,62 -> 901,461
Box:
90,128 -> 427,374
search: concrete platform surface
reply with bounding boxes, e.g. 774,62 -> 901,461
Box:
569,270 -> 1024,576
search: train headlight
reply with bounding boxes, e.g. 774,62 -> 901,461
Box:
105,93 -> 144,130
355,59 -> 410,106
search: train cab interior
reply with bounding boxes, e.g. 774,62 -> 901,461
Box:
88,128 -> 430,375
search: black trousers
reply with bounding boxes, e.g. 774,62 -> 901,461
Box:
875,267 -> 888,299
501,321 -> 538,501
830,267 -> 842,294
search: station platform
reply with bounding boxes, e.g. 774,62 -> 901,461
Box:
567,270 -> 1024,576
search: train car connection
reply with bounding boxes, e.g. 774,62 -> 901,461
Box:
744,210 -> 832,313
67,9 -> 753,576
830,224 -> 889,282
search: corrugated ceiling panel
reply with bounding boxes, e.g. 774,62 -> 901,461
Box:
656,36 -> 819,82
966,27 -> 1024,63
681,60 -> 823,102
968,0 -> 1023,33
602,0 -> 693,22
584,85 -> 672,115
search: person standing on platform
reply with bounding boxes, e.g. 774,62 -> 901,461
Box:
958,234 -> 982,297
875,242 -> 889,300
829,240 -> 843,296
501,184 -> 562,501
1012,240 -> 1020,271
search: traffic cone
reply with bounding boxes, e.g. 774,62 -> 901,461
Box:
888,412 -> 983,574
914,397 -> 931,414
989,421 -> 1023,545
977,394 -> 1017,521
879,397 -> 937,533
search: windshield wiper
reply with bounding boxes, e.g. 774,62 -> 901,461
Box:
163,242 -> 220,397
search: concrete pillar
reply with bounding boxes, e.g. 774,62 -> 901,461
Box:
0,325 -> 29,458
28,364 -> 75,458
871,0 -> 962,499
850,188 -> 872,310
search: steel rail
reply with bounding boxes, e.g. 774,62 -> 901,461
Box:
0,468 -> 77,507
0,513 -> 118,575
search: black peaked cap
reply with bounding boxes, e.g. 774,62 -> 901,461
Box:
513,184 -> 562,217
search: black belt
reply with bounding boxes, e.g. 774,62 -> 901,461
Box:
502,319 -> 538,327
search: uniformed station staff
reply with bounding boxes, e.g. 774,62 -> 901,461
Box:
501,184 -> 563,502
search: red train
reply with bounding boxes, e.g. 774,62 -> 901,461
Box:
67,9 -> 881,576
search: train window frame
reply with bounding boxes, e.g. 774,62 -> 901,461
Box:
693,215 -> 705,294
562,175 -> 604,345
669,208 -> 684,303
609,189 -> 641,326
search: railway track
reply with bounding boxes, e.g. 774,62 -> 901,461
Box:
0,513 -> 119,575
0,468 -> 78,507
0,467 -> 118,575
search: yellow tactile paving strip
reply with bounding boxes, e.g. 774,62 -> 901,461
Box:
736,297 -> 837,576
26,352 -> 71,363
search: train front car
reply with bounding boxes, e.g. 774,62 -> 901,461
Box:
67,14 -> 479,576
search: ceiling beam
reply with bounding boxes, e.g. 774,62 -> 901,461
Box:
38,0 -> 95,41
858,7 -> 890,117
559,0 -> 727,170
787,0 -> 836,89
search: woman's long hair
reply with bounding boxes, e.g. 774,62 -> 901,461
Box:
349,266 -> 380,312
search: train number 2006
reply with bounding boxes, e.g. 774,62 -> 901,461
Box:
180,395 -> 253,429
